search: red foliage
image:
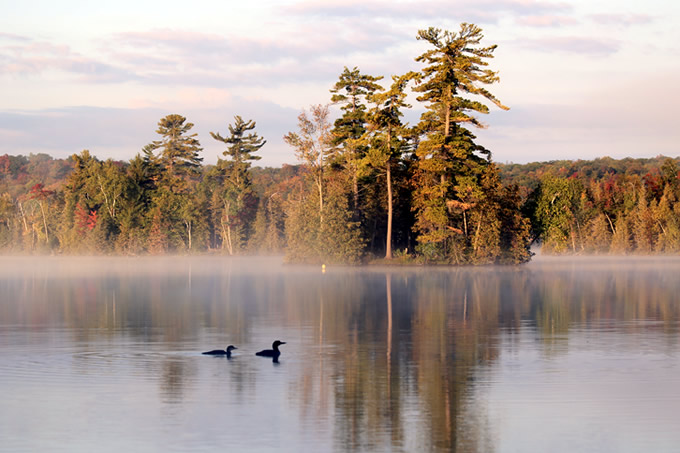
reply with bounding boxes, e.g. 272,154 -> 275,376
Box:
74,203 -> 90,235
74,203 -> 97,234
29,183 -> 55,200
643,171 -> 663,200
87,210 -> 97,230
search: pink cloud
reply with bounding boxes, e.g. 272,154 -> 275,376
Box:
590,13 -> 654,26
284,0 -> 573,23
516,15 -> 579,27
0,39 -> 132,82
519,36 -> 619,56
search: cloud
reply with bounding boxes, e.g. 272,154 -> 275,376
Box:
516,15 -> 578,27
518,36 -> 620,56
0,32 -> 31,42
284,0 -> 572,24
87,22 -> 410,89
0,38 -> 135,82
478,73 -> 680,163
590,13 -> 654,26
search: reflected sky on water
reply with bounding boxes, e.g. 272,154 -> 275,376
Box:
0,256 -> 679,452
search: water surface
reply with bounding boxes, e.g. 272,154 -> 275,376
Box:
1,256 -> 679,452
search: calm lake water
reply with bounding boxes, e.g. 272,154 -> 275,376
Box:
1,256 -> 679,452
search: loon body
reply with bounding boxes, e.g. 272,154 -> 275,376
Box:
255,340 -> 286,359
202,345 -> 237,357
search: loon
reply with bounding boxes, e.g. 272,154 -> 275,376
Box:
255,340 -> 286,359
202,345 -> 237,357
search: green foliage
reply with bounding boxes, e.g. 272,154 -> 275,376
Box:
209,116 -> 265,254
284,178 -> 364,264
147,114 -> 203,181
536,174 -> 583,254
0,24 -> 539,264
410,24 -> 511,262
505,156 -> 680,255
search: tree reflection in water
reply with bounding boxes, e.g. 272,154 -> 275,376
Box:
1,257 -> 680,452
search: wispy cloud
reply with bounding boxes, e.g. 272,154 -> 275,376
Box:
0,38 -> 134,82
518,36 -> 620,56
0,32 -> 32,42
284,0 -> 572,24
516,15 -> 579,27
590,13 -> 654,26
101,24 -> 406,87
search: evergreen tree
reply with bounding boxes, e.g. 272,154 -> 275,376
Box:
411,24 -> 509,260
611,216 -> 632,253
146,114 -> 203,192
115,154 -> 153,254
584,214 -> 612,254
364,73 -> 414,258
210,116 -> 266,254
330,67 -> 383,211
145,114 -> 204,252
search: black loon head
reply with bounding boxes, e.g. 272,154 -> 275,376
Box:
226,345 -> 238,353
272,340 -> 286,349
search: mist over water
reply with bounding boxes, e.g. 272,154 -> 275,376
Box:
1,256 -> 679,452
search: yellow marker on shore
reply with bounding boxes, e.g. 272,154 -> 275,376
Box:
322,264 -> 326,273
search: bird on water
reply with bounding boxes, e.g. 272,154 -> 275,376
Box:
202,345 -> 238,357
255,340 -> 286,359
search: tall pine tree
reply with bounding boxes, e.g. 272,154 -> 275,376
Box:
210,116 -> 266,254
412,24 -> 509,261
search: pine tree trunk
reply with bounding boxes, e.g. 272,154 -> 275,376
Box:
222,199 -> 233,255
317,178 -> 324,229
226,222 -> 233,256
353,168 -> 359,213
441,85 -> 452,190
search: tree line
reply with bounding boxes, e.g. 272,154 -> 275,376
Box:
0,23 -> 554,263
3,152 -> 679,259
506,156 -> 680,254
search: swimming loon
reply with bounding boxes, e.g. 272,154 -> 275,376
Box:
202,345 -> 237,357
255,340 -> 286,358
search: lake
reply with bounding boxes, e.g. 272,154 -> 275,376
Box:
1,256 -> 679,452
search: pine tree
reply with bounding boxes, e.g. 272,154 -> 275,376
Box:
210,116 -> 266,254
364,73 -> 414,258
144,114 -> 203,252
330,67 -> 383,211
411,24 -> 509,259
146,114 -> 203,192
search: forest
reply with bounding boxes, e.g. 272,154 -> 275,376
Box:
2,150 -> 679,261
0,23 -> 677,263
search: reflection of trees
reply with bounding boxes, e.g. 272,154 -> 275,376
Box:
4,257 -> 680,450
410,270 -> 500,452
160,358 -> 196,404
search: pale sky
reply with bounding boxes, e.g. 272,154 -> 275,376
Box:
1,0 -> 678,167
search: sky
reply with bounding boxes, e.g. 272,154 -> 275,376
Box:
1,0 -> 679,167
